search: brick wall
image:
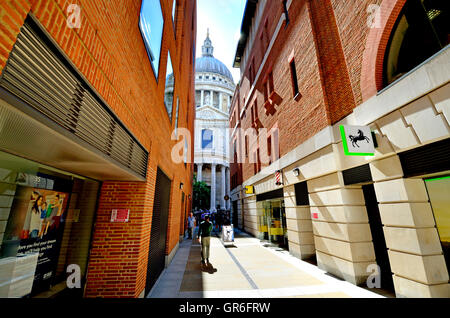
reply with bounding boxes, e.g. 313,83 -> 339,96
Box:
230,0 -> 410,186
233,0 -> 329,184
0,0 -> 196,297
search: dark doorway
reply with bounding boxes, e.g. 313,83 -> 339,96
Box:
145,168 -> 172,295
362,184 -> 395,291
232,201 -> 238,228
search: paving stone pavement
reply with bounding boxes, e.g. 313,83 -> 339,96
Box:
147,229 -> 385,298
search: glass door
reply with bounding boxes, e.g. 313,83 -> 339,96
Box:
266,199 -> 288,248
425,176 -> 450,270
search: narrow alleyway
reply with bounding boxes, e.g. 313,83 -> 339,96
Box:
147,230 -> 384,298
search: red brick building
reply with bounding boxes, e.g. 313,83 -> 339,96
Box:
230,0 -> 449,297
0,0 -> 196,298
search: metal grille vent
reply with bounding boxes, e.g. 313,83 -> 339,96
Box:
0,17 -> 148,179
342,164 -> 372,185
400,138 -> 450,178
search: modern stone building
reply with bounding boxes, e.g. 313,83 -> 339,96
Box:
229,0 -> 449,298
0,0 -> 196,298
194,31 -> 235,211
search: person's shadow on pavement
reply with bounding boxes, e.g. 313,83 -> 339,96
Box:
201,262 -> 217,274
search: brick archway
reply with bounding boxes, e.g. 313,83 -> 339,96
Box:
360,0 -> 407,102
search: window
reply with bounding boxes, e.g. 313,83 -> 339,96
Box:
202,129 -> 213,149
139,0 -> 164,79
222,94 -> 229,112
204,91 -> 211,106
164,52 -> 174,121
249,58 -> 255,85
267,136 -> 272,164
263,82 -> 268,103
263,71 -> 275,111
213,91 -> 220,108
172,0 -> 177,37
0,151 -> 100,298
282,0 -> 290,27
384,0 -> 449,87
268,71 -> 274,96
245,135 -> 249,157
253,149 -> 261,174
172,0 -> 177,21
195,90 -> 201,108
289,58 -> 300,100
174,97 -> 180,137
251,100 -> 258,126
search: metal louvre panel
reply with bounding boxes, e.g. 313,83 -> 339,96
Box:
342,164 -> 373,185
0,17 -> 148,178
145,168 -> 171,294
400,138 -> 450,177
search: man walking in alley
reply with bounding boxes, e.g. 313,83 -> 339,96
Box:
197,214 -> 213,265
187,212 -> 196,239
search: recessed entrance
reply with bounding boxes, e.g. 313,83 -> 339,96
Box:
362,184 -> 395,292
145,168 -> 171,294
259,199 -> 288,249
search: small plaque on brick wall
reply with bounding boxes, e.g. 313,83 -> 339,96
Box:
111,209 -> 130,223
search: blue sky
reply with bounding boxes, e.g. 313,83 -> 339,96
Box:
196,0 -> 247,84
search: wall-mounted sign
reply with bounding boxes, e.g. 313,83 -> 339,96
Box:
245,186 -> 254,194
340,125 -> 375,156
111,209 -> 130,223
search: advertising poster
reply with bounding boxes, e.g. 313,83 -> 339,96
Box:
2,186 -> 69,294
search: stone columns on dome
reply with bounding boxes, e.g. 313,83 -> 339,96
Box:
220,165 -> 226,210
197,163 -> 203,182
210,164 -> 217,212
226,167 -> 231,210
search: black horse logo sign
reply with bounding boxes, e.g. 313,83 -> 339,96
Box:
348,129 -> 370,148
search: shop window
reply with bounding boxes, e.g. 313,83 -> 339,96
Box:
383,0 -> 449,87
164,52 -> 174,121
202,129 -> 213,149
425,176 -> 450,270
139,0 -> 164,79
0,151 -> 100,297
